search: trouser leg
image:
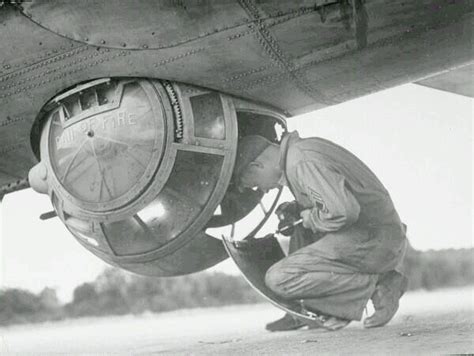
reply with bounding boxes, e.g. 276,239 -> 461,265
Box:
265,243 -> 378,321
377,237 -> 409,294
269,225 -> 407,321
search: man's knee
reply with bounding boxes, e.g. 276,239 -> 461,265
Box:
265,262 -> 295,299
265,261 -> 319,299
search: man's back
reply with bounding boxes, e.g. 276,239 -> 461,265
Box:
284,132 -> 402,228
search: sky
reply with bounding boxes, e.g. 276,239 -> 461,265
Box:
1,83 -> 472,302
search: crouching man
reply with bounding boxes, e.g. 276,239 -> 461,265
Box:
233,132 -> 408,331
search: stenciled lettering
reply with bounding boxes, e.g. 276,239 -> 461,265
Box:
54,110 -> 140,150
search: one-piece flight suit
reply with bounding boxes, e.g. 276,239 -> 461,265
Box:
265,132 -> 408,321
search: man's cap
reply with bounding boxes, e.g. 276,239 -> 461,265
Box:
233,135 -> 272,179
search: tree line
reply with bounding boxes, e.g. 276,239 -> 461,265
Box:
1,247 -> 473,326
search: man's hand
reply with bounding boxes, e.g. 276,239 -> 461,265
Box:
275,201 -> 301,236
300,209 -> 313,230
276,201 -> 301,221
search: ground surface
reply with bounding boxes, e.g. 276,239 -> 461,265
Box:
1,287 -> 473,355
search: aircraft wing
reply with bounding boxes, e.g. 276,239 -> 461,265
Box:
416,63 -> 474,98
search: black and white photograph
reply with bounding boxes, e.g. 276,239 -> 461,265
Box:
0,1 -> 472,354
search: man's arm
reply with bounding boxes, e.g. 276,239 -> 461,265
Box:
295,161 -> 360,232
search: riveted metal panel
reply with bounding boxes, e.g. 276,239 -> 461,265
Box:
21,0 -> 250,50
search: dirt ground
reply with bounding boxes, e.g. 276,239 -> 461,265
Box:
1,286 -> 473,355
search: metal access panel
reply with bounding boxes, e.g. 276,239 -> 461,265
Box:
222,235 -> 323,324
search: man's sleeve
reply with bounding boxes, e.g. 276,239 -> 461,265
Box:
295,161 -> 360,232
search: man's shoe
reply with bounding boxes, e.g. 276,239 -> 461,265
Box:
364,272 -> 408,328
321,316 -> 351,331
265,313 -> 306,332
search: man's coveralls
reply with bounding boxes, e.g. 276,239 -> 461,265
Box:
265,132 -> 407,321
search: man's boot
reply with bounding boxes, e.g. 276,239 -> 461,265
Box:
265,313 -> 306,332
364,271 -> 408,328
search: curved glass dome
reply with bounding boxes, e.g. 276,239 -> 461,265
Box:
102,150 -> 224,256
